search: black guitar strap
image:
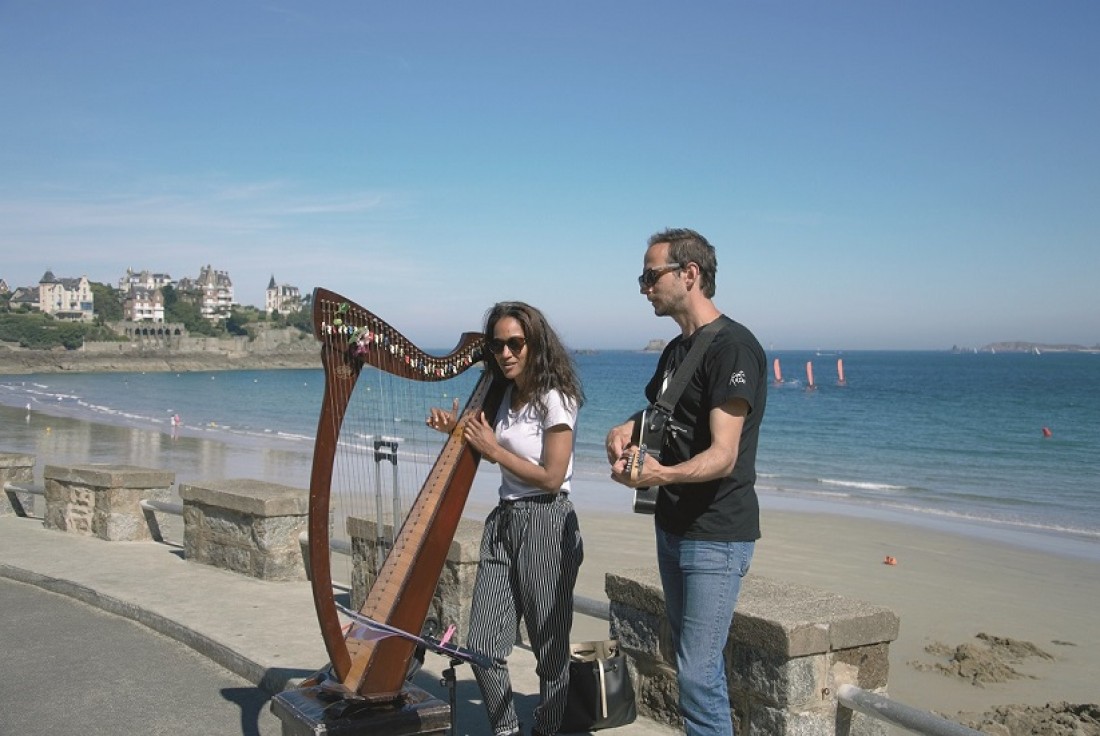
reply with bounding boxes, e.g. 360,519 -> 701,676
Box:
653,315 -> 729,416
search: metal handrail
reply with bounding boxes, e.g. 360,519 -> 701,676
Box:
837,684 -> 984,736
4,481 -> 44,518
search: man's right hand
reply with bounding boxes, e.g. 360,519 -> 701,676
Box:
605,420 -> 635,465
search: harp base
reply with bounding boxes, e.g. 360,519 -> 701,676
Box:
271,681 -> 450,736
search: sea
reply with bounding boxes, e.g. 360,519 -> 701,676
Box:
2,350 -> 1098,560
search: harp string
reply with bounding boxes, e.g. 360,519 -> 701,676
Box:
329,366 -> 476,590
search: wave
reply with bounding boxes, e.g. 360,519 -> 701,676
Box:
818,478 -> 909,493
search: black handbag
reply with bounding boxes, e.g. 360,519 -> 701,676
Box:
560,640 -> 637,733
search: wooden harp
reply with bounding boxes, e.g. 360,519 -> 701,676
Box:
307,287 -> 504,701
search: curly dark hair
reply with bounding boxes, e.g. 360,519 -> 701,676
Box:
647,227 -> 718,298
483,301 -> 585,417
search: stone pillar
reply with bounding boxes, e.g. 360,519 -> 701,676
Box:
347,515 -> 483,643
180,478 -> 309,581
0,452 -> 36,517
42,464 -> 175,541
607,567 -> 899,736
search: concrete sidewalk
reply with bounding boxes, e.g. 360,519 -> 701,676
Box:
0,514 -> 676,736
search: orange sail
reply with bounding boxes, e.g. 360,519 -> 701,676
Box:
806,361 -> 816,390
837,358 -> 847,386
773,357 -> 783,384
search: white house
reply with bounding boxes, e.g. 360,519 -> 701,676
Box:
265,275 -> 302,315
38,270 -> 94,321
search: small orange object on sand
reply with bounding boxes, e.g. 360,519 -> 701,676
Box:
884,556 -> 898,566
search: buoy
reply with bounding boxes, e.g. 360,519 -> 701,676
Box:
1042,427 -> 1052,438
884,556 -> 897,566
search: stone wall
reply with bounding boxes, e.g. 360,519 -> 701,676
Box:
608,567 -> 898,736
42,464 -> 175,541
179,478 -> 309,581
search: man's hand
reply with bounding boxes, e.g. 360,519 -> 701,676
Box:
605,420 -> 636,465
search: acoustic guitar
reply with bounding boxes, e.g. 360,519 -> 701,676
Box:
625,407 -> 669,514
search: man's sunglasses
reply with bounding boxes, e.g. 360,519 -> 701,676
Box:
637,263 -> 682,288
487,336 -> 527,355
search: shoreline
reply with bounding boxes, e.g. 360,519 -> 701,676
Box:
0,345 -> 320,375
6,395 -> 1100,566
2,407 -> 1097,727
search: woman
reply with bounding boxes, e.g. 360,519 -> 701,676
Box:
427,301 -> 584,736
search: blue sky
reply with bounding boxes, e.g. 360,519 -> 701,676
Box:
2,1 -> 1097,351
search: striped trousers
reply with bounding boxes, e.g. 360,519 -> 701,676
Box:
467,493 -> 584,736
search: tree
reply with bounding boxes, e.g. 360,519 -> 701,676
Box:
90,282 -> 123,323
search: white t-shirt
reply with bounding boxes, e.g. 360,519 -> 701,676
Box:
494,386 -> 578,500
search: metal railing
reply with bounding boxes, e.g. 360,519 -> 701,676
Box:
837,684 -> 984,736
3,481 -> 43,518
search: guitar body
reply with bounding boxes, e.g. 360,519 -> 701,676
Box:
627,407 -> 668,514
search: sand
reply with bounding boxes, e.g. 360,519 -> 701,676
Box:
4,407 -> 1098,733
551,497 -> 1100,733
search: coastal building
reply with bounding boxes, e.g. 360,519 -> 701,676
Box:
177,265 -> 234,322
122,287 -> 165,322
7,286 -> 38,310
265,275 -> 302,316
118,268 -> 175,295
38,270 -> 94,321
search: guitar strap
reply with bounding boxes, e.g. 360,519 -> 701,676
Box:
653,315 -> 729,419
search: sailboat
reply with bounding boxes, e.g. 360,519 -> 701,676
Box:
837,358 -> 847,386
773,357 -> 784,385
805,361 -> 817,391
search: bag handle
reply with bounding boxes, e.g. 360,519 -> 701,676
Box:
570,639 -> 618,661
597,658 -> 608,719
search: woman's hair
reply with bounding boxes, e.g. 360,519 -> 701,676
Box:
483,301 -> 585,416
648,227 -> 718,298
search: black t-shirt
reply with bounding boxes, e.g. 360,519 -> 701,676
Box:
644,316 -> 767,541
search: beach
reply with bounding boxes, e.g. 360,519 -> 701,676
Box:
3,406 -> 1097,732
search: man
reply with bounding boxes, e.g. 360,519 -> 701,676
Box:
606,228 -> 767,736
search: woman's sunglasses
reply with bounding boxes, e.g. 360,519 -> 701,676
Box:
637,263 -> 682,288
487,336 -> 527,355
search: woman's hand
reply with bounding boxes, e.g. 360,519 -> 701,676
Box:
426,397 -> 460,434
463,411 -> 500,463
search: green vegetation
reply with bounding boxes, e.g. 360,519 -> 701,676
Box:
0,282 -> 312,349
0,312 -> 126,350
90,282 -> 124,323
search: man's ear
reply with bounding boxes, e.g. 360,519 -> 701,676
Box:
681,262 -> 700,290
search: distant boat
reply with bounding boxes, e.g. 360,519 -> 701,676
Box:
806,361 -> 817,391
837,358 -> 847,386
773,358 -> 784,384
1032,346 -> 1042,355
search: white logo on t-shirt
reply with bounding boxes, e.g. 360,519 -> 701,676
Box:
729,370 -> 746,386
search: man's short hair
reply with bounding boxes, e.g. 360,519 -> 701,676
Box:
648,228 -> 718,298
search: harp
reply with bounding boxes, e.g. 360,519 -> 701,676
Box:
306,287 -> 505,702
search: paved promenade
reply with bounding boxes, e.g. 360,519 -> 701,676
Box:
0,514 -> 677,736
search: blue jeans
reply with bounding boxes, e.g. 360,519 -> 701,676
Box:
656,528 -> 755,736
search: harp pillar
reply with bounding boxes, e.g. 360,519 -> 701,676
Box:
271,682 -> 450,736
